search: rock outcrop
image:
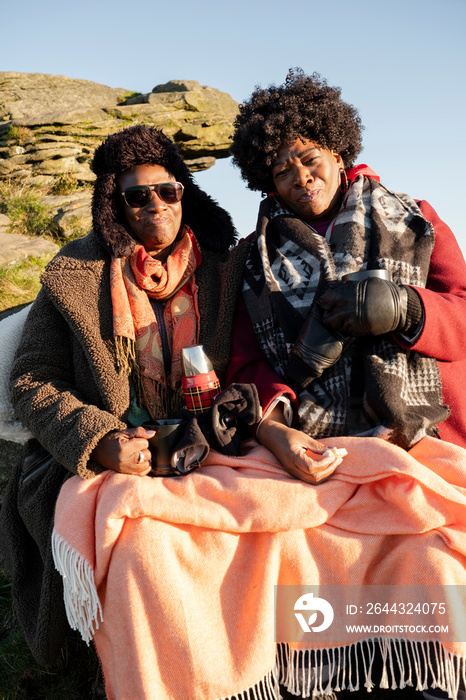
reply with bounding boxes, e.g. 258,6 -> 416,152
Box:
0,73 -> 239,182
0,231 -> 59,266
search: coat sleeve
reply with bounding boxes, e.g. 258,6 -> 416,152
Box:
225,294 -> 297,412
10,289 -> 126,478
404,201 -> 466,362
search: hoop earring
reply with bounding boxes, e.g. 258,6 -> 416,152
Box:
340,169 -> 348,194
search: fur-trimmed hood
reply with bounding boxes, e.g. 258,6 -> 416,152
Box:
91,124 -> 237,258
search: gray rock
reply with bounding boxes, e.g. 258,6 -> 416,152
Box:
41,192 -> 92,209
32,141 -> 86,152
39,192 -> 93,238
53,205 -> 92,238
0,159 -> 13,175
14,107 -> 111,127
10,147 -> 83,164
0,214 -> 11,233
25,175 -> 56,186
31,156 -> 90,176
0,72 -> 239,185
0,72 -> 126,122
184,157 -> 216,172
177,123 -> 202,141
0,232 -> 59,266
152,80 -> 201,93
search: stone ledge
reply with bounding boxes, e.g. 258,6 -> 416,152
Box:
0,232 -> 59,266
0,72 -> 239,183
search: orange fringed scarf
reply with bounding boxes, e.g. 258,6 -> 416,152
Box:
110,225 -> 202,418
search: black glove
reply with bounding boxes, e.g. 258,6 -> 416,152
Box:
210,383 -> 261,455
319,277 -> 410,336
173,383 -> 262,470
287,305 -> 353,388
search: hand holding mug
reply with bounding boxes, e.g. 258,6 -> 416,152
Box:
90,426 -> 155,476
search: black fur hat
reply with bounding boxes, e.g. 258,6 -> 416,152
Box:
91,124 -> 237,258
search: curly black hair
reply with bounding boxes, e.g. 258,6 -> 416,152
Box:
230,69 -> 364,193
90,124 -> 237,257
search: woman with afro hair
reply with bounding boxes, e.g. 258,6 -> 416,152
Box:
228,68 -> 466,476
227,68 -> 466,700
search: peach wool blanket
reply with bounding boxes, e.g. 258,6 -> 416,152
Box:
52,437 -> 466,700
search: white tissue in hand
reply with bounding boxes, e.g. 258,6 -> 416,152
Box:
323,447 -> 347,460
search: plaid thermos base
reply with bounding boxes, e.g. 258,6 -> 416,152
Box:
182,371 -> 221,413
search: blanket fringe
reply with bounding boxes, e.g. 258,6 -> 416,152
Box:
275,639 -> 465,700
51,528 -> 103,644
50,534 -> 466,700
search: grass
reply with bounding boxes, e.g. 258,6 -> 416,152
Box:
0,180 -> 58,240
0,257 -> 51,312
117,91 -> 142,104
0,177 -> 91,231
5,126 -> 31,147
0,176 -> 92,313
105,109 -> 134,124
0,570 -> 105,700
49,173 -> 80,196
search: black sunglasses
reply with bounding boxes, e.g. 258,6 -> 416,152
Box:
121,182 -> 184,208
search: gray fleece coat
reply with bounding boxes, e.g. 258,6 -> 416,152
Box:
0,230 -> 248,665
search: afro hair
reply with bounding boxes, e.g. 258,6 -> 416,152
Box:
91,124 -> 237,258
230,69 -> 364,194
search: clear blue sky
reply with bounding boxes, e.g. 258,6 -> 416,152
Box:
1,0 -> 465,254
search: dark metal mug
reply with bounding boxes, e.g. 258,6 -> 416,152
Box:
142,419 -> 186,477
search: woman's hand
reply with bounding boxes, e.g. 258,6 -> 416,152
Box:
256,406 -> 345,484
90,426 -> 156,476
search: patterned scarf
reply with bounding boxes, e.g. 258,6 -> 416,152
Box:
110,225 -> 201,419
243,176 -> 449,449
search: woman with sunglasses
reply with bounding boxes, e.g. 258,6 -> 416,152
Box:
0,125 -> 249,667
